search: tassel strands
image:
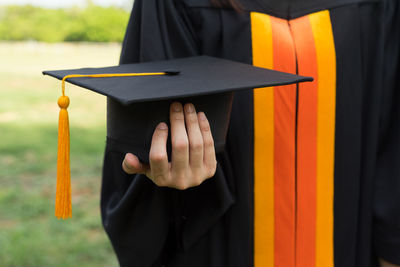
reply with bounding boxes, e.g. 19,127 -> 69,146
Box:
55,74 -> 73,219
55,94 -> 71,219
54,72 -> 171,219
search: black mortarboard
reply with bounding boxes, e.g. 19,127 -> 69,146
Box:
43,55 -> 312,219
44,55 -> 311,103
44,56 -> 312,158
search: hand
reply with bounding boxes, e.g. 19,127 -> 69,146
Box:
122,102 -> 217,190
379,258 -> 400,267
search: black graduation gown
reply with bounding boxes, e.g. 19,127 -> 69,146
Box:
100,0 -> 400,266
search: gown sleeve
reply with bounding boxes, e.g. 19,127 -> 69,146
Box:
101,1 -> 234,266
373,0 -> 400,264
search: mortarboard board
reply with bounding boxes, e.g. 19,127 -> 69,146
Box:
43,55 -> 312,219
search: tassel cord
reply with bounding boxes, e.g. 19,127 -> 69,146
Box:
55,72 -> 170,220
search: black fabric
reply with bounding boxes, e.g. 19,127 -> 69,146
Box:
185,0 -> 380,19
330,5 -> 363,266
372,0 -> 400,264
102,1 -> 252,266
101,141 -> 171,267
100,0 -> 400,266
103,1 -> 199,266
330,1 -> 400,265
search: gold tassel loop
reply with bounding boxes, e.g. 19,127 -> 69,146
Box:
55,95 -> 71,219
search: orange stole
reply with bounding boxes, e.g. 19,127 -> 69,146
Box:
251,10 -> 336,267
290,16 -> 318,267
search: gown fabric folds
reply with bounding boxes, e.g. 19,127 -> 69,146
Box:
100,0 -> 400,266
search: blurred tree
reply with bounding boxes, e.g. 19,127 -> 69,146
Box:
0,4 -> 129,42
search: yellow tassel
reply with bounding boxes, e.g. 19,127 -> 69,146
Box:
54,72 -> 172,220
55,95 -> 71,219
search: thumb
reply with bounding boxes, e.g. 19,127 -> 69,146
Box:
122,153 -> 148,175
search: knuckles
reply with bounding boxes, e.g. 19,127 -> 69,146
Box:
152,175 -> 167,187
173,181 -> 190,190
199,121 -> 211,131
151,174 -> 168,187
203,138 -> 214,147
190,174 -> 204,187
168,174 -> 189,190
172,139 -> 189,152
172,172 -> 187,183
185,113 -> 198,124
189,140 -> 203,151
146,102 -> 218,190
149,152 -> 168,163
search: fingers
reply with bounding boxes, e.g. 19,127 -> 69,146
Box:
184,103 -> 204,169
198,112 -> 217,178
122,153 -> 149,175
124,103 -> 217,190
149,122 -> 170,184
170,102 -> 189,177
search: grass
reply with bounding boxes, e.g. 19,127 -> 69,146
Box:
0,42 -> 121,266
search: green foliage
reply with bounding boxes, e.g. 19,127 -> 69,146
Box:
0,4 -> 130,42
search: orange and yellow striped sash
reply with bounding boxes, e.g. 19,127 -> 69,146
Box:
251,10 -> 336,267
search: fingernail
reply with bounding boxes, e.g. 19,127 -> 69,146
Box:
199,112 -> 206,121
158,122 -> 168,130
186,103 -> 194,113
172,102 -> 182,112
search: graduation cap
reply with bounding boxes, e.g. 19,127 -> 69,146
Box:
43,55 -> 312,219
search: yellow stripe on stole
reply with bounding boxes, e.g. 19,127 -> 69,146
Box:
251,12 -> 274,267
309,10 -> 336,267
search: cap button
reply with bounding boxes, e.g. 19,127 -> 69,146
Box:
58,96 -> 70,109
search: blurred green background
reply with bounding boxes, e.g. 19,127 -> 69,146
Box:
0,1 -> 131,266
0,5 -> 129,42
